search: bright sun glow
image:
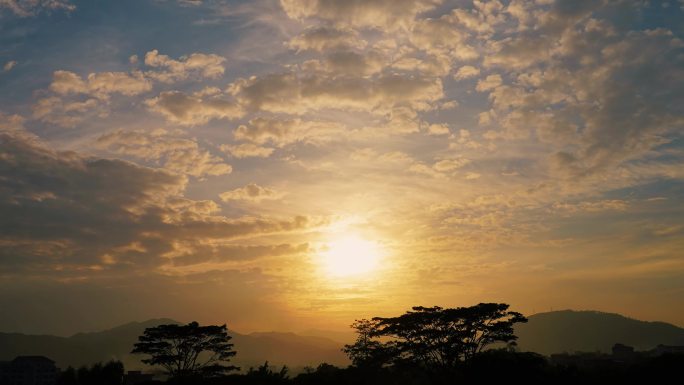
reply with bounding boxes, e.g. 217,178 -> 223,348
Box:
321,234 -> 382,278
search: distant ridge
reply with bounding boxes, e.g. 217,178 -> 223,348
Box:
0,319 -> 347,372
516,310 -> 684,355
3,311 -> 683,370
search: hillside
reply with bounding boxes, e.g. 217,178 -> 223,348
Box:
516,310 -> 684,355
0,319 -> 348,372
3,310 -> 683,371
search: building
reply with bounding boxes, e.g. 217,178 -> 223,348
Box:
0,356 -> 58,385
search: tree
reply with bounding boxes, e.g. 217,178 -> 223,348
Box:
57,361 -> 123,385
344,303 -> 527,371
246,361 -> 289,383
131,321 -> 238,380
343,319 -> 395,368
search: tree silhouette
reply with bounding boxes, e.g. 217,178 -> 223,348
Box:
131,321 -> 238,380
343,319 -> 395,368
57,361 -> 123,385
246,361 -> 289,383
344,303 -> 527,371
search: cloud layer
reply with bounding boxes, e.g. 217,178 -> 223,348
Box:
0,0 -> 683,334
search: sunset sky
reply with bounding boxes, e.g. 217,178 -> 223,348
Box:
1,0 -> 683,336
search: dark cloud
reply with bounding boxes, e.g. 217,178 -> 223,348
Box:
0,126 -> 314,276
0,0 -> 75,17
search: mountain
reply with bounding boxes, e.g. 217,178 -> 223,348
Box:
297,329 -> 355,345
0,319 -> 348,372
515,310 -> 684,355
5,310 -> 682,371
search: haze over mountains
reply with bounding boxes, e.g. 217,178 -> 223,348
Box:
1,311 -> 683,371
0,319 -> 348,372
516,310 -> 684,355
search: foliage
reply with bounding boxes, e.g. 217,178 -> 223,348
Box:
57,361 -> 124,385
342,319 -> 395,368
245,361 -> 289,383
344,303 -> 527,370
131,321 -> 238,380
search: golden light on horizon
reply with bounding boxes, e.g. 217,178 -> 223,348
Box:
319,234 -> 383,278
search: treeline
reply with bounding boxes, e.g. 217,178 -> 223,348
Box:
57,361 -> 123,385
57,351 -> 684,385
58,302 -> 684,385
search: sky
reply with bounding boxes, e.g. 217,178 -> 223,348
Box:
0,0 -> 683,336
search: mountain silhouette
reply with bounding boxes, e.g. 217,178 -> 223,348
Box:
515,310 -> 684,355
3,311 -> 683,372
0,319 -> 348,372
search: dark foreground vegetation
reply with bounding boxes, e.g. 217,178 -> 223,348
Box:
56,350 -> 684,385
54,303 -> 684,385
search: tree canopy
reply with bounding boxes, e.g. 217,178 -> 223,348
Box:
344,303 -> 527,370
131,321 -> 238,380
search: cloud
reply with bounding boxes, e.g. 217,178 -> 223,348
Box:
552,199 -> 629,214
279,0 -> 440,30
34,70 -> 151,127
454,65 -> 480,80
0,126 -> 314,277
220,143 -> 275,158
229,71 -> 443,115
0,112 -> 26,133
408,14 -> 478,61
0,0 -> 74,17
33,50 -> 230,127
32,96 -> 102,127
219,183 -> 284,202
168,243 -> 309,267
427,123 -> 450,135
475,74 -> 502,92
476,7 -> 684,180
319,50 -> 385,76
3,60 -> 17,72
95,129 -> 232,178
49,70 -> 152,99
143,49 -> 227,82
3,0 -> 684,331
146,90 -> 243,125
433,157 -> 471,172
232,117 -> 346,147
288,26 -> 366,52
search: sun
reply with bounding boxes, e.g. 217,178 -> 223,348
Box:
320,234 -> 382,278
